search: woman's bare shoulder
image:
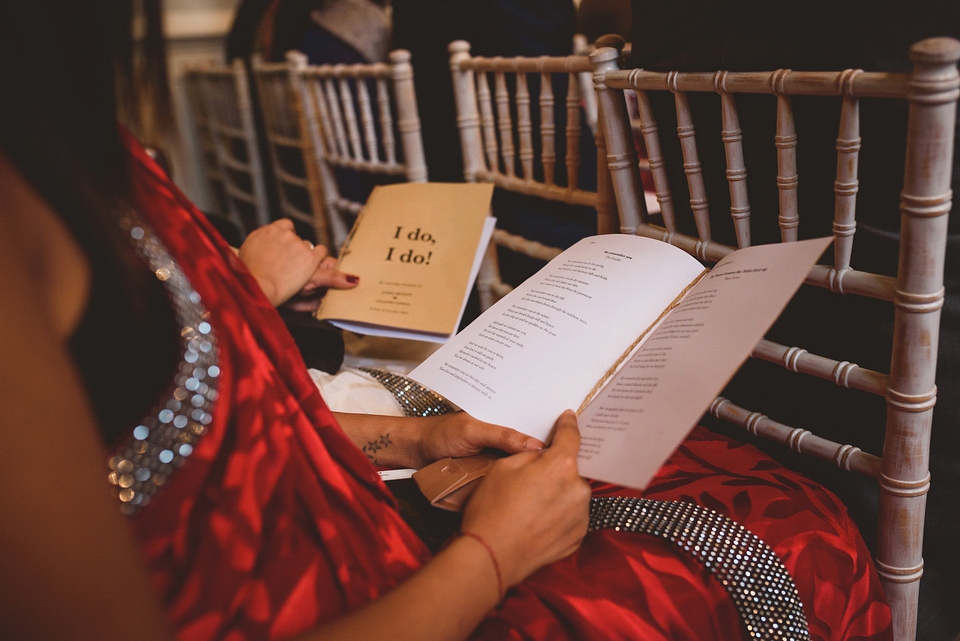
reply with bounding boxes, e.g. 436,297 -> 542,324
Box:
0,150 -> 177,641
0,150 -> 91,338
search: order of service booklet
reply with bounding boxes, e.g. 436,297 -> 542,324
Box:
315,182 -> 496,342
409,233 -> 833,490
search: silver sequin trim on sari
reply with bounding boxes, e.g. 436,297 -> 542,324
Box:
106,214 -> 219,516
357,367 -> 457,416
588,496 -> 810,641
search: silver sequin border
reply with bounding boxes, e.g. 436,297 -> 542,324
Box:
106,214 -> 220,516
357,367 -> 457,417
588,496 -> 810,641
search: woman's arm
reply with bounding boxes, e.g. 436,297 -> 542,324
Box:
334,411 -> 544,469
0,162 -> 176,641
300,412 -> 589,641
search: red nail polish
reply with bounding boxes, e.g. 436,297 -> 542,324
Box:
347,275 -> 360,284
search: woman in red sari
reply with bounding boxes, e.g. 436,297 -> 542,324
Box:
0,2 -> 891,640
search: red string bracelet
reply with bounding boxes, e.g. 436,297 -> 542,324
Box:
460,531 -> 505,601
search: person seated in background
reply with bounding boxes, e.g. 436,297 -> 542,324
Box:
0,2 -> 895,640
576,0 -> 631,43
228,0 -> 393,65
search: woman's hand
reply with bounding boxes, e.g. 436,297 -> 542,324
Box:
414,412 -> 543,468
333,411 -> 543,470
238,219 -> 358,308
459,410 -> 590,589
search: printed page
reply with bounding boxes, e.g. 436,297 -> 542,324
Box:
316,182 -> 494,340
410,235 -> 706,442
577,236 -> 833,490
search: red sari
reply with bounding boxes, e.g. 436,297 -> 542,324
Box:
122,134 -> 892,641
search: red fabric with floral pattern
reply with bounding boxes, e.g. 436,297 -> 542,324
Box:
476,429 -> 892,640
122,133 -> 891,641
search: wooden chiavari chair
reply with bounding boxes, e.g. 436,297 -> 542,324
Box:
278,49 -> 428,252
448,39 -> 625,311
255,49 -> 436,370
189,59 -> 271,235
590,37 -> 960,641
250,54 -> 329,245
573,33 -> 635,137
182,68 -> 230,219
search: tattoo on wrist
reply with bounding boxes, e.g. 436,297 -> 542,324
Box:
361,433 -> 394,464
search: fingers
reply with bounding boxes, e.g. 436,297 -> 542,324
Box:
464,426 -> 543,461
489,425 -> 544,454
543,409 -> 580,457
535,410 -> 585,488
300,251 -> 359,292
451,416 -> 544,457
459,411 -> 589,586
307,268 -> 360,291
239,221 -> 331,306
302,243 -> 329,271
457,412 -> 575,463
263,219 -> 312,251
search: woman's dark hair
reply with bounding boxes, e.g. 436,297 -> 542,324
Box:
0,0 -> 181,441
0,0 -> 170,242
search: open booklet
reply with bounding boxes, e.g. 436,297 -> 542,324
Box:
409,234 -> 833,491
315,182 -> 496,342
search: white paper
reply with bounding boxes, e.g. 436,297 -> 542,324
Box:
576,237 -> 833,489
410,235 -> 705,441
411,234 -> 833,491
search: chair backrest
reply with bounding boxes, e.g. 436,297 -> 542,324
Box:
573,33 -> 635,137
277,49 -> 429,251
250,54 -> 330,245
573,34 -> 600,136
448,39 -> 622,311
590,37 -> 960,641
182,68 -> 230,218
188,59 -> 271,234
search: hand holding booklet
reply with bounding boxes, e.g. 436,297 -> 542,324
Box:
315,182 -> 495,342
409,234 -> 832,495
